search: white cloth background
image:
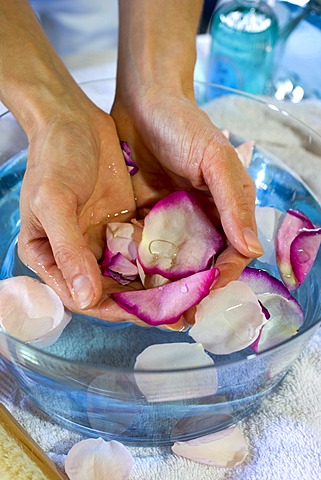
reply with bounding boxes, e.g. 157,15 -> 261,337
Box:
0,18 -> 321,479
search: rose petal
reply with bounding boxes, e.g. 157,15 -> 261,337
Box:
255,206 -> 283,265
0,276 -> 71,347
65,438 -> 134,480
112,268 -> 219,326
87,374 -> 138,434
120,141 -> 139,175
276,209 -> 314,290
138,191 -> 223,280
136,259 -> 170,289
235,140 -> 254,167
134,342 -> 217,402
172,424 -> 249,467
102,252 -> 138,285
104,222 -> 142,264
290,227 -> 321,288
190,281 -> 266,354
239,268 -> 304,352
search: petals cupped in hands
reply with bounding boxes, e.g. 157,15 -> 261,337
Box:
112,268 -> 220,326
138,191 -> 224,280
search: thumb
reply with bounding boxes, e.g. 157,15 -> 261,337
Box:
37,205 -> 102,310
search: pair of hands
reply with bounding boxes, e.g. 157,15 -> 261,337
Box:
18,84 -> 263,327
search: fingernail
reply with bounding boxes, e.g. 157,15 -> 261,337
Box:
243,228 -> 264,255
72,275 -> 94,309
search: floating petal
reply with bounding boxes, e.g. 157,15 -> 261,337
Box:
172,424 -> 249,467
290,227 -> 321,288
65,438 -> 134,480
0,276 -> 71,348
134,342 -> 217,402
240,268 -> 304,352
138,191 -> 223,280
255,206 -> 283,265
276,209 -> 314,290
112,268 -> 219,326
190,281 -> 266,354
235,140 -> 254,167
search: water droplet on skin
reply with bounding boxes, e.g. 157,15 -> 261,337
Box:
149,239 -> 179,264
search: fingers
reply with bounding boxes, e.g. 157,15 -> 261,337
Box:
214,243 -> 252,289
202,140 -> 263,259
19,195 -> 102,310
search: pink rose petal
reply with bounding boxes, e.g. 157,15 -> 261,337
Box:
138,191 -> 224,280
104,222 -> 142,264
102,252 -> 138,285
65,438 -> 134,480
134,342 -> 217,402
120,141 -> 139,175
290,227 -> 321,287
255,206 -> 283,265
0,276 -> 71,348
190,281 -> 266,354
112,268 -> 219,326
239,268 -> 304,352
235,140 -> 254,167
172,424 -> 249,467
276,209 -> 314,290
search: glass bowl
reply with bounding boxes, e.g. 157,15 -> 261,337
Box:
0,80 -> 320,446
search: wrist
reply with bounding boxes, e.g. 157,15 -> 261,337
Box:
116,0 -> 203,102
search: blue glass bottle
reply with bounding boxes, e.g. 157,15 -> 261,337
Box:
207,0 -> 279,96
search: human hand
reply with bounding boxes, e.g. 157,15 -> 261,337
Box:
18,100 -> 143,321
111,86 -> 264,288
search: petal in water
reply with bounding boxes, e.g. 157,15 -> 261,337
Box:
65,438 -> 134,480
134,342 -> 217,402
290,227 -> 321,288
138,191 -> 223,280
112,268 -> 219,326
239,268 -> 304,352
235,140 -> 254,167
255,206 -> 283,265
172,424 -> 249,467
276,209 -> 314,290
190,281 -> 266,354
102,252 -> 138,285
0,276 -> 71,348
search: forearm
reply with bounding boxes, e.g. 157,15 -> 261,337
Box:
0,0 -> 88,137
117,0 -> 203,96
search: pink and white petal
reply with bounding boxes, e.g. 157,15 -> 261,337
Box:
255,206 -> 283,265
138,191 -> 224,280
0,276 -> 71,345
106,222 -> 142,263
136,259 -> 170,289
65,438 -> 134,480
235,140 -> 254,167
104,252 -> 138,278
190,281 -> 266,354
134,342 -> 217,402
276,209 -> 314,289
172,424 -> 249,467
112,268 -> 220,326
290,227 -> 321,288
253,292 -> 304,352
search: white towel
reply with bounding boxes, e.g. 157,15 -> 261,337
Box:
1,51 -> 321,480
